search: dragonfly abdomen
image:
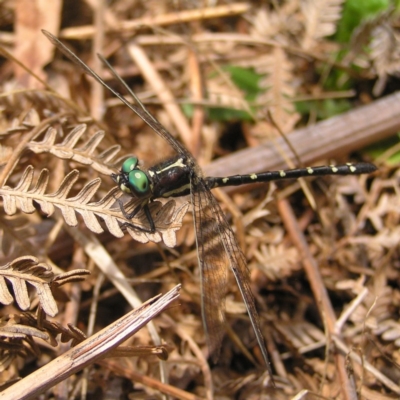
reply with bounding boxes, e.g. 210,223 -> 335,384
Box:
206,162 -> 377,189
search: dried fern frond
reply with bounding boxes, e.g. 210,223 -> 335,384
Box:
0,315 -> 49,371
370,23 -> 400,95
52,269 -> 90,287
0,312 -> 88,371
0,317 -> 49,344
0,89 -> 86,120
276,321 -> 326,354
253,48 -> 299,137
0,165 -> 189,247
250,8 -> 286,40
249,4 -> 302,41
347,285 -> 393,330
19,312 -> 86,346
0,256 -> 57,316
348,9 -> 400,95
252,243 -> 299,280
349,10 -> 391,60
206,73 -> 248,112
28,124 -> 127,175
301,0 -> 345,50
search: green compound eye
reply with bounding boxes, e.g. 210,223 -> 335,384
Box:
128,170 -> 150,196
121,157 -> 139,174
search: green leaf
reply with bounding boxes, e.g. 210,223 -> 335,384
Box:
336,0 -> 390,43
363,133 -> 400,164
295,98 -> 352,121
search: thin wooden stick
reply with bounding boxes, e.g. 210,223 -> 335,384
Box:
277,198 -> 357,400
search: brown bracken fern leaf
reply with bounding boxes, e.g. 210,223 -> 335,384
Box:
301,0 -> 345,50
28,124 -> 127,175
0,315 -> 50,371
275,321 -> 326,354
0,256 -> 57,316
19,312 -> 87,346
0,165 -> 188,247
0,89 -> 86,120
349,9 -> 400,95
370,22 -> 400,95
0,312 -> 88,371
254,48 -> 299,136
252,243 -> 299,280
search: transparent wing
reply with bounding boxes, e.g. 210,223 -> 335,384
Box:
191,177 -> 273,378
191,178 -> 227,360
42,30 -> 191,158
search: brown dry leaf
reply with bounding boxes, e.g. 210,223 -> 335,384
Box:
14,0 -> 62,87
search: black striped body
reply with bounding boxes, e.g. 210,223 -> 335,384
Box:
148,156 -> 192,199
205,162 -> 377,189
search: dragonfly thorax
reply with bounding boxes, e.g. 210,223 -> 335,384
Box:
148,155 -> 192,199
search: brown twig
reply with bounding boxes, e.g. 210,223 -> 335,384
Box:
277,198 -> 357,400
59,3 -> 251,39
101,359 -> 206,400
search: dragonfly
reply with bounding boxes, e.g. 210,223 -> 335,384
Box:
42,30 -> 377,381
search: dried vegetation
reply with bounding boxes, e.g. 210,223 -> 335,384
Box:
0,0 -> 399,399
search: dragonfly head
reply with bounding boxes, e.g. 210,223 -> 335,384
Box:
112,157 -> 151,198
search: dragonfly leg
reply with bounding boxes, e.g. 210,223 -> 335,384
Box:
143,203 -> 156,232
120,221 -> 155,234
115,195 -> 156,233
119,205 -> 156,233
115,195 -> 142,220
